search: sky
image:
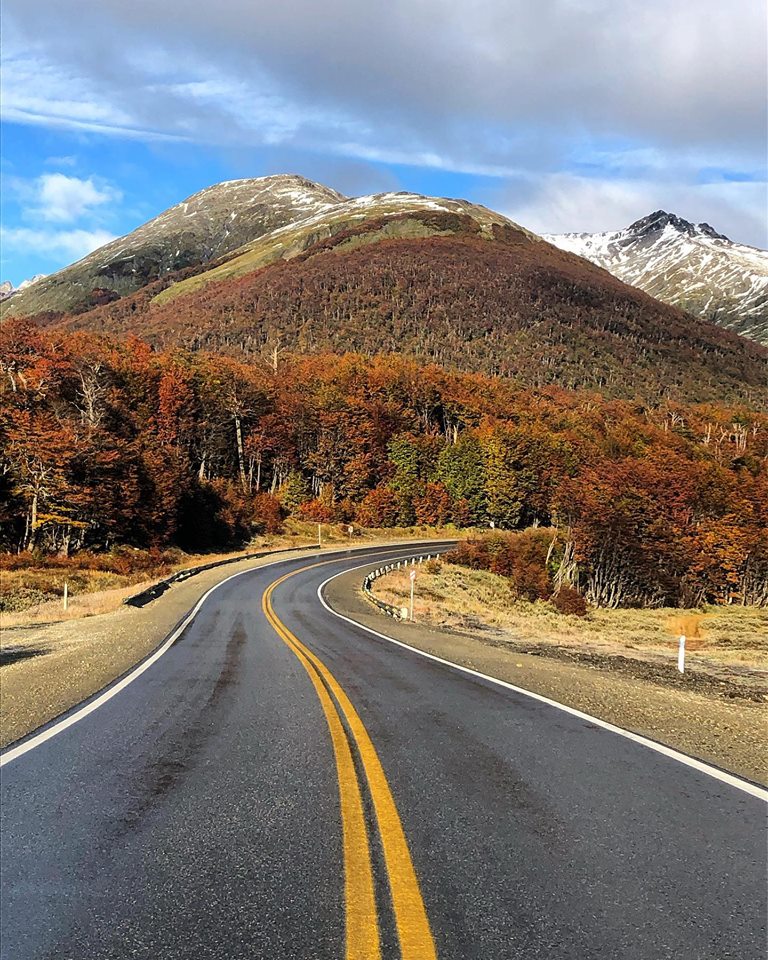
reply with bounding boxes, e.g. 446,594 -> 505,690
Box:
1,0 -> 766,286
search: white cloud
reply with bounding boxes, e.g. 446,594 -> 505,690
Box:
1,168 -> 123,272
33,174 -> 120,223
0,226 -> 116,261
4,172 -> 122,224
1,1 -> 766,245
2,1 -> 765,162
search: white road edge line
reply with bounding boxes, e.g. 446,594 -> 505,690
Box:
317,561 -> 768,804
0,543 -> 442,769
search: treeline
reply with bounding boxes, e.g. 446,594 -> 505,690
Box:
61,224 -> 768,404
1,319 -> 766,607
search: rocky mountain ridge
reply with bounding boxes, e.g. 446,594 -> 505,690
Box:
1,175 -> 344,317
545,211 -> 768,343
0,275 -> 46,300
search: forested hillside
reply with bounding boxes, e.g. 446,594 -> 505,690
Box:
2,319 -> 765,608
50,211 -> 768,405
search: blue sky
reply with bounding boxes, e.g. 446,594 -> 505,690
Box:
2,0 -> 766,286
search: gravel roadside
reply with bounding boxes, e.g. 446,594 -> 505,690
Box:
325,568 -> 768,785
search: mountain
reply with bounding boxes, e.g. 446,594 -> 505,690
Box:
0,275 -> 46,301
46,189 -> 767,405
0,175 -> 344,317
544,212 -> 768,344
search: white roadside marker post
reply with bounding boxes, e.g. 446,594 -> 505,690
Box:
409,568 -> 416,622
63,581 -> 68,612
317,523 -> 322,549
678,634 -> 686,673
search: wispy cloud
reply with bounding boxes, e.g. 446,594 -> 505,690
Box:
1,0 -> 766,243
44,155 -> 77,168
0,226 -> 116,261
1,47 -> 187,141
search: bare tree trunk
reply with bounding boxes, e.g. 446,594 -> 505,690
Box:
553,539 -> 578,595
58,524 -> 72,558
26,492 -> 38,552
234,416 -> 247,491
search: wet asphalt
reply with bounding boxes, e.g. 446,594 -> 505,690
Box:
1,544 -> 765,959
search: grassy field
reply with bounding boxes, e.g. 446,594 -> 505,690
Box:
372,562 -> 768,675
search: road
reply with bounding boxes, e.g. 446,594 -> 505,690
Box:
1,544 -> 766,959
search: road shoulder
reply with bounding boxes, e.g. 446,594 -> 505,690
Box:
324,568 -> 768,786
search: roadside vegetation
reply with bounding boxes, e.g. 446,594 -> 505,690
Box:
371,549 -> 768,675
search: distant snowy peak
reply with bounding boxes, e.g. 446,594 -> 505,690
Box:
18,274 -> 47,291
545,212 -> 768,344
626,210 -> 728,242
0,275 -> 46,300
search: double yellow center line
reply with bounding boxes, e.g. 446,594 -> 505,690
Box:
262,562 -> 437,960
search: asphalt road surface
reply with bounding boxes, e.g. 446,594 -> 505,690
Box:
2,544 -> 766,959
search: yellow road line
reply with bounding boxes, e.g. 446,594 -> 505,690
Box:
264,564 -> 437,960
263,581 -> 380,960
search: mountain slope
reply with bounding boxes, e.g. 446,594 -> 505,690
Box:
544,212 -> 768,344
1,175 -> 345,317
150,190 -> 530,306
52,196 -> 767,405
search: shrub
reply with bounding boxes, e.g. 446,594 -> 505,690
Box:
297,497 -> 339,523
356,487 -> 400,528
424,558 -> 442,575
552,586 -> 588,616
445,529 -> 558,600
496,530 -> 555,601
251,493 -> 284,534
443,538 -> 492,569
0,547 -> 181,576
0,587 -> 52,613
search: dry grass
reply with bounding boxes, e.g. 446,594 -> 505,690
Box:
373,563 -> 768,674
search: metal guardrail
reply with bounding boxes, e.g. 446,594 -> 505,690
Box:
123,545 -> 311,608
362,552 -> 443,620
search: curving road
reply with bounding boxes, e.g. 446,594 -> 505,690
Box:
1,544 -> 766,959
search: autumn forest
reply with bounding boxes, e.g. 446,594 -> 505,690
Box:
1,318 -> 766,610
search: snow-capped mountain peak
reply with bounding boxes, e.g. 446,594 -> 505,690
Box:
626,210 -> 728,242
0,275 -> 46,301
544,213 -> 768,344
